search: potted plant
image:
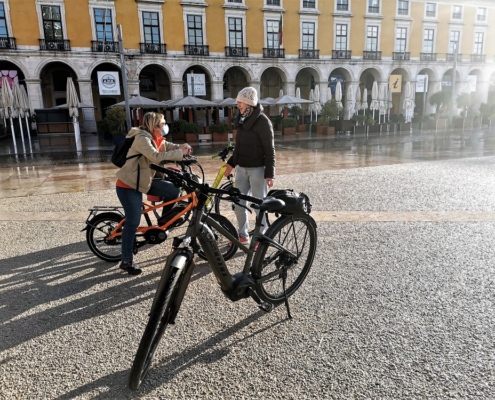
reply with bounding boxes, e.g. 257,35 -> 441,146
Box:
289,105 -> 306,132
351,114 -> 367,134
316,116 -> 329,134
180,121 -> 199,143
210,122 -> 230,142
170,120 -> 187,142
322,99 -> 347,134
103,107 -> 127,144
366,116 -> 379,133
281,117 -> 297,135
429,91 -> 449,131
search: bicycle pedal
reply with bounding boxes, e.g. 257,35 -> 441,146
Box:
259,302 -> 274,313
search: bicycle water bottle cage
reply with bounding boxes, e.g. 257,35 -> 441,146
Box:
266,189 -> 312,215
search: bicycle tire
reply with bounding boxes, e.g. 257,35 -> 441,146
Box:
128,254 -> 188,390
252,214 -> 317,305
197,213 -> 238,261
86,212 -> 123,262
213,181 -> 272,230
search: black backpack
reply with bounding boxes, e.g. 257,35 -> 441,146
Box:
111,137 -> 141,168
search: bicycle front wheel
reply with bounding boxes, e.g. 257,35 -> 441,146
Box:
253,214 -> 317,305
128,254 -> 188,390
86,212 -> 123,262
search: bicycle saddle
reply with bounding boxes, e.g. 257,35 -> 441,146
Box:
258,197 -> 285,213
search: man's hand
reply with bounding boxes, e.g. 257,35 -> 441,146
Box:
224,164 -> 233,177
266,178 -> 274,188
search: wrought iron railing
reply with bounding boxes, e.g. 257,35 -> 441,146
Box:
471,54 -> 485,62
225,46 -> 248,57
446,53 -> 462,61
426,10 -> 436,17
420,52 -> 437,61
0,36 -> 16,50
39,39 -> 71,51
336,3 -> 348,11
332,50 -> 351,59
263,47 -> 285,58
91,40 -> 119,53
184,44 -> 209,56
140,42 -> 167,54
368,6 -> 379,13
363,50 -> 382,60
299,49 -> 319,59
392,52 -> 410,60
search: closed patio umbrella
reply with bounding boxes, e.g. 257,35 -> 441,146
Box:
370,81 -> 380,122
1,76 -> 17,152
335,81 -> 343,120
361,88 -> 368,116
314,85 -> 321,120
66,77 -> 82,153
12,81 -> 26,153
354,87 -> 361,119
346,84 -> 354,120
19,84 -> 33,152
308,89 -> 314,123
403,81 -> 414,123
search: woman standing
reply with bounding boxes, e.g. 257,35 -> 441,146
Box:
224,87 -> 275,245
116,112 -> 192,275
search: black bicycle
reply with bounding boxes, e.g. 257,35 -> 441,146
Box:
128,163 -> 317,390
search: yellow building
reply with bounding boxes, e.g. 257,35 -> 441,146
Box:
0,0 -> 494,128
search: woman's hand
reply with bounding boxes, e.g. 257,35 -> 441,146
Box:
179,143 -> 193,156
266,178 -> 274,188
224,164 -> 233,177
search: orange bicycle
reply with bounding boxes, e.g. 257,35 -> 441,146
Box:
83,157 -> 239,263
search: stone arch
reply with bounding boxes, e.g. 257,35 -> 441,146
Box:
137,63 -> 173,101
258,65 -> 289,85
38,61 -> 80,107
220,63 -> 254,83
35,59 -> 81,81
179,62 -> 216,83
135,61 -> 173,82
222,66 -> 251,99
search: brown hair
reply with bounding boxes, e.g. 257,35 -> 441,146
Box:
140,112 -> 164,133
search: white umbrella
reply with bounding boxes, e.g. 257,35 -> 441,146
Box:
1,76 -> 17,152
272,95 -> 313,105
309,89 -> 314,123
346,84 -> 354,120
361,88 -> 368,115
354,87 -> 361,115
387,86 -> 393,122
66,77 -> 82,153
314,85 -> 321,119
166,96 -> 217,108
370,81 -> 380,122
378,84 -> 386,124
113,94 -> 164,108
295,87 -> 302,122
19,84 -> 33,152
335,81 -> 343,120
278,89 -> 284,115
12,82 -> 26,153
259,97 -> 275,106
403,81 -> 414,123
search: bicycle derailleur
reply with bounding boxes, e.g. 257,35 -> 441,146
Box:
223,273 -> 274,313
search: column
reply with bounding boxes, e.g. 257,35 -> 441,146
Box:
284,81 -> 296,96
170,81 -> 184,120
24,79 -> 43,112
211,80 -> 224,101
248,80 -> 261,99
77,79 -> 97,133
127,79 -> 140,97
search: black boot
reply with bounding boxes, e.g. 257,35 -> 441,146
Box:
119,261 -> 142,276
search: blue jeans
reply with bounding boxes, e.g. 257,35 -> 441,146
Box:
234,166 -> 268,239
116,180 -> 180,262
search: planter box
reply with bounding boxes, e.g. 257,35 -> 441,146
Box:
197,125 -> 204,134
353,125 -> 366,134
185,132 -> 198,143
427,120 -> 437,130
316,126 -> 327,135
436,119 -> 447,130
296,124 -> 307,133
453,119 -> 464,129
212,132 -> 229,142
328,120 -> 354,134
368,124 -> 380,133
327,126 -> 335,135
283,127 -> 296,135
399,122 -> 411,132
171,132 -> 186,143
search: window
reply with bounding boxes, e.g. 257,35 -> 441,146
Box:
228,0 -> 242,3
41,5 -> 63,40
335,24 -> 347,50
143,12 -> 160,44
477,8 -> 487,22
187,15 -> 203,46
366,25 -> 378,51
267,19 -> 281,48
0,2 -> 7,37
337,0 -> 348,11
228,17 -> 242,47
303,0 -> 315,8
266,0 -> 280,5
94,9 -> 113,42
368,0 -> 379,14
423,28 -> 434,52
449,30 -> 459,54
302,22 -> 315,49
474,32 -> 484,54
140,72 -> 156,92
452,5 -> 462,20
398,1 -> 408,15
395,27 -> 407,52
426,3 -> 436,18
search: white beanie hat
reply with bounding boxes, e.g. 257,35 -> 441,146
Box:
236,87 -> 258,107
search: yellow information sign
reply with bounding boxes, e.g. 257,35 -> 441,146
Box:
389,75 -> 402,92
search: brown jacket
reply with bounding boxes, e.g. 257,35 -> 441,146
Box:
227,104 -> 275,179
116,127 -> 183,193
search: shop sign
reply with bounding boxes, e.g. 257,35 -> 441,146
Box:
187,73 -> 206,96
97,71 -> 120,95
416,75 -> 429,93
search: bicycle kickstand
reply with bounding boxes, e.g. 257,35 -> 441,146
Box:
282,271 -> 293,320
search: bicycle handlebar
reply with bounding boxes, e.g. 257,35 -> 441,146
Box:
150,163 -> 262,205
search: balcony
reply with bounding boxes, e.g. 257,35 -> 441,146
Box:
263,47 -> 285,58
368,6 -> 379,13
452,13 -> 462,19
91,40 -> 119,53
225,46 -> 248,57
392,52 -> 410,60
140,42 -> 167,54
332,49 -> 351,59
0,36 -> 16,50
398,8 -> 408,15
299,49 -> 319,59
39,39 -> 71,51
363,50 -> 381,60
302,0 -> 315,8
336,4 -> 348,11
471,54 -> 486,62
446,53 -> 462,61
266,0 -> 280,5
477,15 -> 486,22
184,44 -> 209,56
426,10 -> 436,17
420,52 -> 437,61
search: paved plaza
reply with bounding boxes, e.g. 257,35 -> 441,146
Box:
1,130 -> 495,399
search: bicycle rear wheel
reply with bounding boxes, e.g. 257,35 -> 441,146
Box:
252,214 -> 317,305
128,253 -> 189,390
86,212 -> 123,262
197,212 -> 238,261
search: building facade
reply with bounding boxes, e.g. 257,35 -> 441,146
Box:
1,0 -> 494,125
